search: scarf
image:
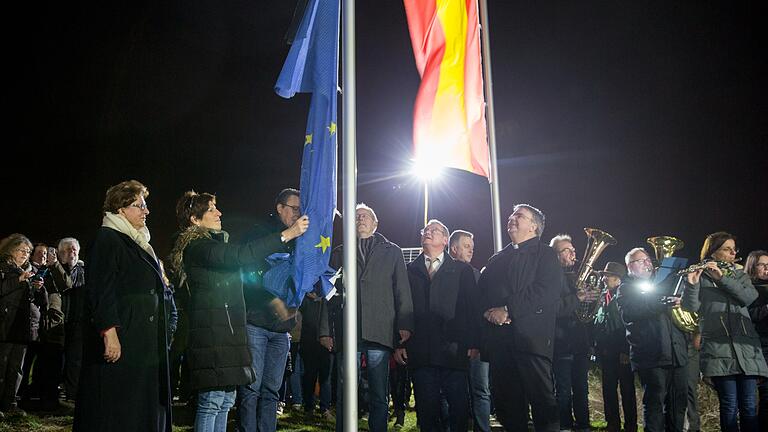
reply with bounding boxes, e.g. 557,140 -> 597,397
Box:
102,212 -> 158,262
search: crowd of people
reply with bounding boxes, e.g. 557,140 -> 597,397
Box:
1,179 -> 767,432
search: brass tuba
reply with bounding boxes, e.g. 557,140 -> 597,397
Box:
646,235 -> 699,333
574,228 -> 617,323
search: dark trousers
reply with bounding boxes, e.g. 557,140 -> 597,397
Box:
64,323 -> 83,400
489,343 -> 558,432
300,344 -> 332,413
637,365 -> 687,432
685,343 -> 700,431
0,343 -> 27,410
35,343 -> 63,408
600,351 -> 637,432
553,354 -> 590,430
757,369 -> 768,432
411,366 -> 468,432
389,361 -> 410,414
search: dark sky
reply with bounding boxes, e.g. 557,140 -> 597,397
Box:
5,1 -> 766,268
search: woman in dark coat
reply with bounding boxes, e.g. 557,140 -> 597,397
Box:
74,180 -> 172,432
682,233 -> 768,432
0,233 -> 44,418
746,250 -> 768,430
169,191 -> 307,432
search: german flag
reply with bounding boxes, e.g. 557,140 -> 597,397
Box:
404,0 -> 489,178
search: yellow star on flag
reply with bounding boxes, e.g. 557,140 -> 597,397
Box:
327,122 -> 337,136
315,235 -> 331,254
305,134 -> 313,145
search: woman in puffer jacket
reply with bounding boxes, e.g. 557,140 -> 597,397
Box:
682,232 -> 768,432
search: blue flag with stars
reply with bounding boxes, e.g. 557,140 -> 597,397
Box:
274,0 -> 339,307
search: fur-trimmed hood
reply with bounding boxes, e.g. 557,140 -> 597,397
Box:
169,225 -> 229,286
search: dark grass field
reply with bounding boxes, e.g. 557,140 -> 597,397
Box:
0,368 -> 723,431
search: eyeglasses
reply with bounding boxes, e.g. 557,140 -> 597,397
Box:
127,203 -> 148,210
13,248 -> 31,255
718,246 -> 739,254
629,258 -> 653,265
420,227 -> 445,236
282,204 -> 300,213
557,247 -> 576,255
755,263 -> 768,269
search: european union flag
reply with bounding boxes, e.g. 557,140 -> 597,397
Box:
274,0 -> 339,307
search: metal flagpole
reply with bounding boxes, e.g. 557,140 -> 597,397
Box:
479,0 -> 503,252
423,181 -> 429,226
341,0 -> 358,430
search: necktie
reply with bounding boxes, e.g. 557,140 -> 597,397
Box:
427,257 -> 439,278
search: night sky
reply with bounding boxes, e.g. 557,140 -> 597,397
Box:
5,1 -> 766,268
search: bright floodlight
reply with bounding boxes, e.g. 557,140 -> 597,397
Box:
638,281 -> 655,294
411,157 -> 443,181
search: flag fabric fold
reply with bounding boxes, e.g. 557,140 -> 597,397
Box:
273,0 -> 339,307
404,0 -> 489,178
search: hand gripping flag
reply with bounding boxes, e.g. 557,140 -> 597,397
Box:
404,0 -> 489,178
273,0 -> 339,307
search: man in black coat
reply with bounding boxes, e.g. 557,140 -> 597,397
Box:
320,203 -> 414,432
550,234 -> 593,432
477,203 -> 563,432
616,247 -> 687,432
396,220 -> 478,432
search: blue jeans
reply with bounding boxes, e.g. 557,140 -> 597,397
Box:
553,354 -> 591,430
758,370 -> 768,432
196,389 -> 236,432
288,351 -> 303,405
335,343 -> 391,432
712,375 -> 759,432
468,357 -> 491,432
237,325 -> 290,432
411,366 -> 469,432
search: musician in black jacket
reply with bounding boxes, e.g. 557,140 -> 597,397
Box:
477,204 -> 563,432
616,247 -> 687,432
396,220 -> 478,432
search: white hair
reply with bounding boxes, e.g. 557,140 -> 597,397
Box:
549,234 -> 573,248
624,247 -> 648,265
58,237 -> 80,254
355,203 -> 378,223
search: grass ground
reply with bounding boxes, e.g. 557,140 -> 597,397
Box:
0,367 -> 723,431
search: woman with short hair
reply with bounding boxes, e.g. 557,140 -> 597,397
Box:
682,233 -> 768,432
74,179 -> 172,432
169,191 -> 307,432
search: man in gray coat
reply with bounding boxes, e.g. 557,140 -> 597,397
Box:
320,203 -> 414,432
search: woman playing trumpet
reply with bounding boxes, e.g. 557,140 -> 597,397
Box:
681,233 -> 768,432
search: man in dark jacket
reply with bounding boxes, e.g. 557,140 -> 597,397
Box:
616,247 -> 687,432
550,234 -> 593,432
478,204 -> 563,432
449,229 -> 489,432
237,188 -> 309,432
397,220 -> 478,432
593,262 -> 637,432
320,203 -> 414,432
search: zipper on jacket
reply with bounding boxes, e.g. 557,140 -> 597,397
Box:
224,302 -> 234,335
720,315 -> 730,337
740,317 -> 747,335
